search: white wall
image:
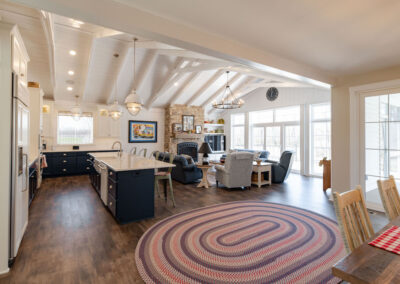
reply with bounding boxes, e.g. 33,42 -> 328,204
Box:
120,107 -> 165,156
331,66 -> 400,194
0,23 -> 12,275
42,100 -> 165,155
219,87 -> 331,149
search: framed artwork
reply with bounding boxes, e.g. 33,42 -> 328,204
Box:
173,123 -> 182,133
195,125 -> 202,134
182,115 -> 194,132
128,120 -> 157,143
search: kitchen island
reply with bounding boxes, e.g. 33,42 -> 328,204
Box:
89,152 -> 175,223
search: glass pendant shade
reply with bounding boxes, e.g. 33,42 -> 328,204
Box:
125,89 -> 142,115
109,100 -> 122,120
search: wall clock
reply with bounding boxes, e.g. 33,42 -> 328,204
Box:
266,87 -> 279,101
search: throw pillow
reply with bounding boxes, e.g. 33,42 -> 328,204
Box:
181,154 -> 194,164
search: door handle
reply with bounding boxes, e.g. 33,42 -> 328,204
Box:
22,153 -> 28,192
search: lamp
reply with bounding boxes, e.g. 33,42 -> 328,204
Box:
125,38 -> 143,115
212,71 -> 244,109
199,142 -> 212,165
109,53 -> 122,120
71,95 -> 81,121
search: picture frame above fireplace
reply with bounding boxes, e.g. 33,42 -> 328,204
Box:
182,115 -> 194,132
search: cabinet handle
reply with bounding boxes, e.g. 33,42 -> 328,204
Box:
109,202 -> 112,206
20,73 -> 24,77
109,172 -> 113,176
109,185 -> 112,189
86,159 -> 90,162
63,160 -> 67,163
86,167 -> 90,170
62,169 -> 67,172
63,153 -> 67,156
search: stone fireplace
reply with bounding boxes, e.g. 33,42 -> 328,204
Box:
164,104 -> 204,154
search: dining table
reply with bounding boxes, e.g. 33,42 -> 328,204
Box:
332,216 -> 400,283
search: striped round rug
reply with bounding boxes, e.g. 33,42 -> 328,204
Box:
135,201 -> 345,284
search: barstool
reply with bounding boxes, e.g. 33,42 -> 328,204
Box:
154,153 -> 176,207
130,147 -> 137,155
138,148 -> 147,157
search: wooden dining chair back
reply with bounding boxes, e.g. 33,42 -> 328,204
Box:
333,186 -> 374,253
377,175 -> 400,221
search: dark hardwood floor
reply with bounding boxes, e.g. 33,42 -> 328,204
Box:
0,173 -> 387,284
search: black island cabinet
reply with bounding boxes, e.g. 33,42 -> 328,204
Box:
107,168 -> 155,223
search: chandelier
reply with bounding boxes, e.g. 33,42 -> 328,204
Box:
212,71 -> 244,109
109,53 -> 122,120
124,38 -> 143,115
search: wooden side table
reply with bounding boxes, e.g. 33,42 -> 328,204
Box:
196,164 -> 212,188
251,162 -> 272,188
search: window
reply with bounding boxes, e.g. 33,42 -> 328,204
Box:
57,112 -> 93,145
285,125 -> 300,170
249,106 -> 300,167
266,126 -> 281,160
251,127 -> 264,150
310,103 -> 331,175
231,113 -> 245,149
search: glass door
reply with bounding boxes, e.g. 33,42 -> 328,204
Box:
284,125 -> 300,171
265,126 -> 281,161
362,91 -> 400,209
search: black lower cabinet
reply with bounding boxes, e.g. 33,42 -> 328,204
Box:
107,169 -> 155,223
42,150 -> 117,178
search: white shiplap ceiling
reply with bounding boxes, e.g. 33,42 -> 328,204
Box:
0,0 -> 324,112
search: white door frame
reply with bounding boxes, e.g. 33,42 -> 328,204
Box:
350,79 -> 400,210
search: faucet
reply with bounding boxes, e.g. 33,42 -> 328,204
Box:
112,141 -> 122,157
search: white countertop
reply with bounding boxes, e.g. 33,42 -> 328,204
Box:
43,148 -> 117,153
89,152 -> 175,172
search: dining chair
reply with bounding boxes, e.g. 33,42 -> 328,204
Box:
333,186 -> 374,253
130,147 -> 137,155
138,148 -> 147,157
154,153 -> 176,207
377,175 -> 400,221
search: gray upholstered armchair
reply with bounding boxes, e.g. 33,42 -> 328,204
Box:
215,152 -> 254,189
266,151 -> 294,183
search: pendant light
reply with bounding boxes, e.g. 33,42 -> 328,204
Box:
109,53 -> 122,120
212,71 -> 244,109
71,95 -> 82,121
124,38 -> 143,115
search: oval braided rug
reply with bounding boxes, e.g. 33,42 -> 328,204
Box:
135,201 -> 345,284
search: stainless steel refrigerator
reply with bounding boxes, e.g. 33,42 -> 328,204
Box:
9,72 -> 29,265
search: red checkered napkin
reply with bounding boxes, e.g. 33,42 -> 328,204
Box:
369,225 -> 400,254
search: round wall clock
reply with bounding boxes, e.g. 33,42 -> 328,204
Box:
266,87 -> 279,101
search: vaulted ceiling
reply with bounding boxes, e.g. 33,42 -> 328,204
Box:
0,0 -> 327,113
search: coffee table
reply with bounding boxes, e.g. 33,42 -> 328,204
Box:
196,164 -> 212,188
252,162 -> 272,188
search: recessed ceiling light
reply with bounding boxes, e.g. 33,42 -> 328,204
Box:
67,86 -> 73,91
68,70 -> 74,76
174,82 -> 179,86
69,50 -> 76,56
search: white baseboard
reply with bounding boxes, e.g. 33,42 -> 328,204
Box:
0,267 -> 10,276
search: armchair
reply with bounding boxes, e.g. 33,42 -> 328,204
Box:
215,152 -> 254,189
266,151 -> 294,183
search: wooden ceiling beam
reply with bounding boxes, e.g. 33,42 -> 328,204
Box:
134,50 -> 157,93
94,28 -> 123,38
167,71 -> 201,105
39,10 -> 56,97
185,69 -> 224,106
145,57 -> 187,108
